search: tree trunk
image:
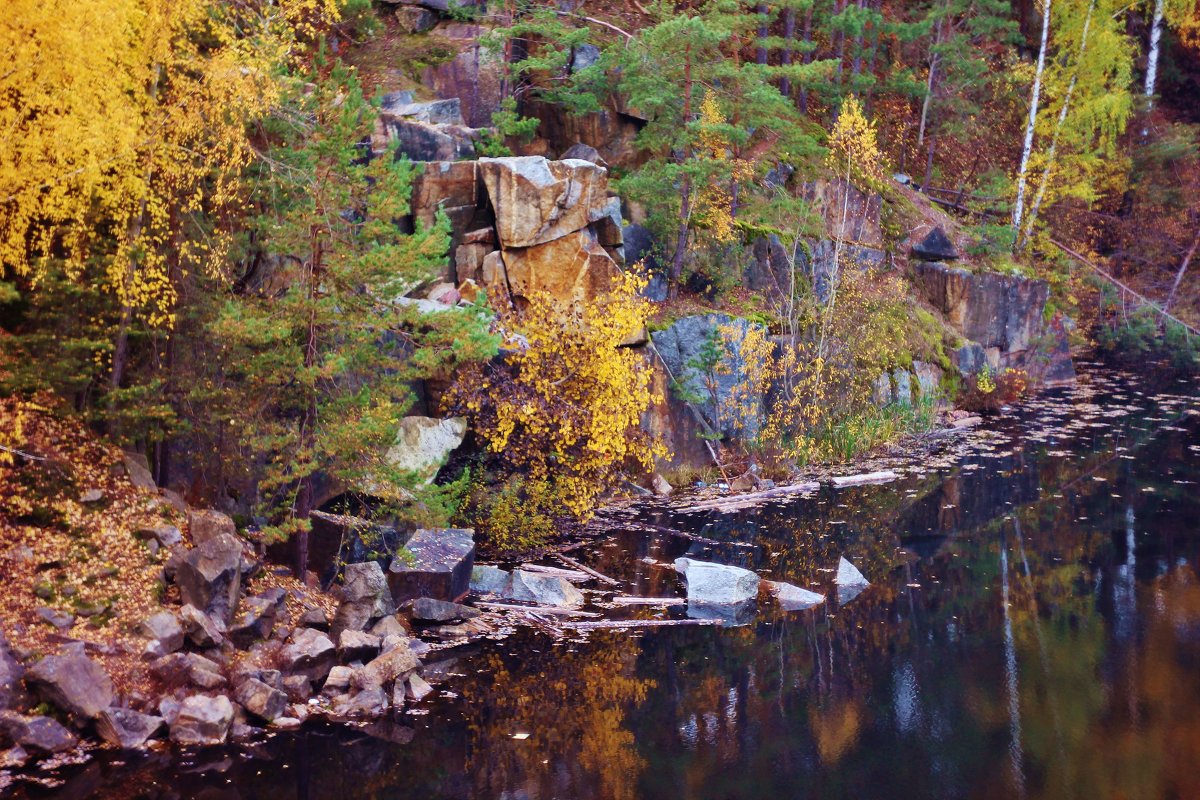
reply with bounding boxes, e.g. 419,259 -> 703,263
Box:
295,227 -> 323,580
756,4 -> 770,65
668,46 -> 694,301
917,9 -> 946,147
781,6 -> 796,97
1012,0 -> 1052,238
1165,227 -> 1200,312
921,137 -> 936,192
1019,0 -> 1096,249
852,0 -> 866,77
1144,0 -> 1165,104
800,5 -> 814,113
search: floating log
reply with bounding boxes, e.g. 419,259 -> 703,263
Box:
475,602 -> 600,618
829,470 -> 898,488
674,481 -> 821,512
609,597 -> 686,607
555,553 -> 621,586
621,520 -> 755,549
519,563 -> 590,582
560,618 -> 722,630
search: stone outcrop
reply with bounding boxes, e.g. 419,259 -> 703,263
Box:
911,261 -> 1049,354
332,562 -> 396,639
488,230 -> 622,310
478,157 -> 610,249
169,695 -> 234,746
280,628 -> 337,685
187,509 -> 236,546
96,708 -> 163,749
384,416 -> 467,486
0,711 -> 78,754
911,226 -> 958,261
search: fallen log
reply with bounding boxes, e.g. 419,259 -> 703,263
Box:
829,470 -> 898,488
555,553 -> 621,586
519,563 -> 590,582
560,618 -> 722,630
609,597 -> 686,607
673,481 -> 821,513
475,602 -> 600,618
620,520 -> 756,549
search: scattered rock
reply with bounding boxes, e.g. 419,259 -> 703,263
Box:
764,581 -> 825,611
405,673 -> 433,702
95,708 -> 163,749
322,666 -> 353,695
187,509 -> 236,547
26,654 -> 114,722
79,489 -> 104,504
674,558 -> 760,606
139,611 -> 184,655
175,533 -> 244,625
169,695 -> 234,746
135,524 -> 183,548
234,679 -> 287,723
279,629 -> 336,684
332,562 -> 395,638
469,565 -> 511,595
150,653 -> 226,691
228,588 -> 286,648
338,630 -> 381,663
281,676 -> 311,703
388,528 -> 475,603
354,643 -> 420,691
179,604 -> 226,649
369,615 -> 408,639
335,687 -> 388,718
297,607 -> 329,630
0,711 -> 77,754
834,557 -> 870,605
34,606 -> 75,630
394,4 -> 436,33
559,142 -> 607,167
650,473 -> 673,498
0,635 -> 25,710
122,452 -> 156,490
507,570 -> 585,609
411,597 -> 480,623
911,226 -> 958,261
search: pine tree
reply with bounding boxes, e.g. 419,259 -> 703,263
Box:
215,60 -> 497,577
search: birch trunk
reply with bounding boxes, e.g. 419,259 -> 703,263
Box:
1012,0 -> 1052,237
1144,0 -> 1165,103
1165,227 -> 1200,311
1019,0 -> 1096,249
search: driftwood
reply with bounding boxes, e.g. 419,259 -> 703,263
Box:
609,596 -> 686,607
560,618 -> 722,630
475,602 -> 600,618
519,563 -> 590,582
674,481 -> 821,513
829,470 -> 898,488
619,520 -> 756,549
555,553 -> 621,586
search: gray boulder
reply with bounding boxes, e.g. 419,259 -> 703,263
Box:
234,678 -> 288,723
388,528 -> 475,603
228,588 -> 286,647
169,695 -> 234,746
412,597 -> 480,623
179,604 -> 226,648
0,711 -> 77,754
187,509 -> 236,546
912,226 -> 958,261
674,558 -> 760,606
338,630 -> 381,663
354,644 -> 420,691
764,581 -> 825,611
150,652 -> 226,690
0,634 -> 26,710
469,565 -> 511,595
332,561 -> 395,638
96,707 -> 163,749
176,533 -> 243,625
280,628 -> 336,684
507,571 -> 584,609
26,654 -> 113,721
139,611 -> 184,656
834,557 -> 870,605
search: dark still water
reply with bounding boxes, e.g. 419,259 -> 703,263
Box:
32,364 -> 1200,800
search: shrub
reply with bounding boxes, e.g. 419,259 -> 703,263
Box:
957,367 -> 1029,413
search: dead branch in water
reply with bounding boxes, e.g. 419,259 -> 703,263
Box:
560,618 -> 722,630
555,553 -> 621,586
475,602 -> 600,618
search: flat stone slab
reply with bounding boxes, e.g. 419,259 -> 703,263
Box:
764,581 -> 826,611
389,528 -> 475,604
830,470 -> 898,488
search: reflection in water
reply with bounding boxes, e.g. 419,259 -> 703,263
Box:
24,366 -> 1200,800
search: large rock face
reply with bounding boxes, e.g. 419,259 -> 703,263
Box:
412,161 -> 480,231
640,355 -> 716,472
478,157 -> 610,249
26,655 -> 114,722
486,230 -> 622,310
420,23 -> 505,129
388,528 -> 475,603
911,261 -> 1049,353
802,179 -> 883,247
650,314 -> 768,439
384,417 -> 467,486
175,533 -> 244,625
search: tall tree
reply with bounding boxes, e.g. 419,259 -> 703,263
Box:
1013,0 -> 1054,237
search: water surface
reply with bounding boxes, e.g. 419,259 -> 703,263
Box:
25,363 -> 1200,800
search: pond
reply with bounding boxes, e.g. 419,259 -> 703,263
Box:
26,362 -> 1200,800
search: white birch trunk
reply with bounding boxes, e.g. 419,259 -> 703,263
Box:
1144,0 -> 1165,103
1012,0 -> 1052,237
1019,0 -> 1096,248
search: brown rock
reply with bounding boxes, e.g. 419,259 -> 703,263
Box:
412,161 -> 478,230
26,655 -> 113,722
487,230 -> 621,310
187,509 -> 236,546
353,644 -> 420,691
478,157 -> 610,249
